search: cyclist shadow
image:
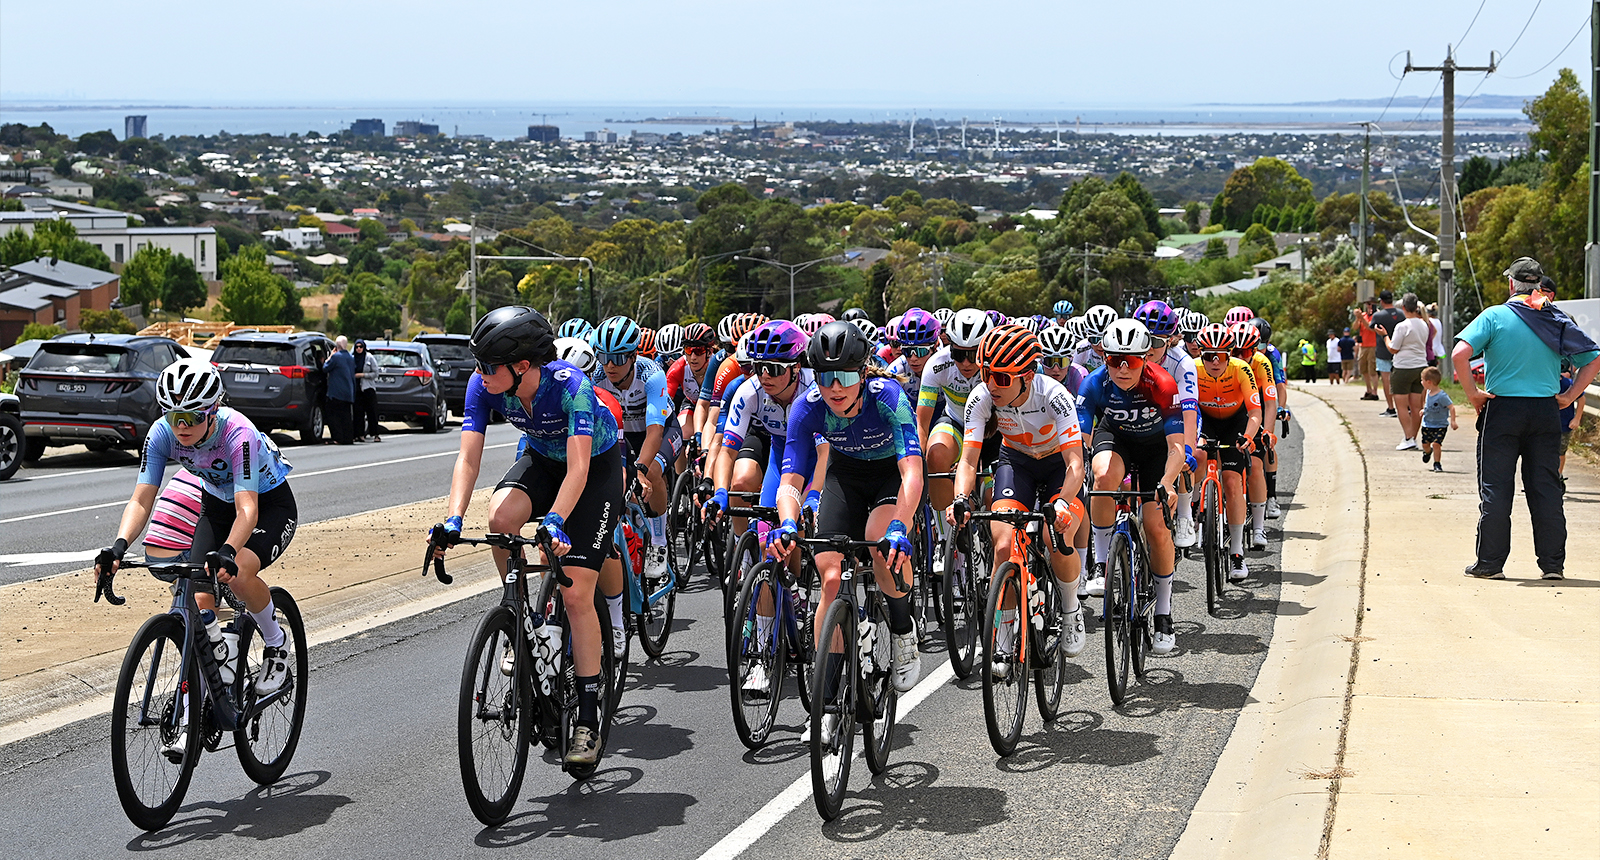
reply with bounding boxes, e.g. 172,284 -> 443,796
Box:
607,704 -> 695,762
1114,667 -> 1253,718
822,761 -> 1008,842
626,649 -> 727,694
1171,619 -> 1267,656
125,771 -> 351,850
742,729 -> 808,765
1000,710 -> 1161,771
476,766 -> 696,846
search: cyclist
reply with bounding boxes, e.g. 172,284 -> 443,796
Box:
637,327 -> 658,361
933,308 -> 956,346
1193,323 -> 1262,581
655,323 -> 685,367
1038,324 -> 1088,396
698,313 -> 766,444
97,358 -> 298,758
949,326 -> 1088,675
590,315 -> 680,582
888,309 -> 942,402
769,321 -> 925,706
1052,300 -> 1075,327
1135,300 -> 1200,551
918,308 -> 996,561
1078,304 -> 1118,373
841,307 -> 869,322
1179,309 -> 1208,353
1077,319 -> 1186,655
557,318 -> 595,343
437,306 -> 621,766
666,323 -> 715,443
1231,321 -> 1277,551
1253,316 -> 1289,520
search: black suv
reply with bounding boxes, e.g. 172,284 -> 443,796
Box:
17,333 -> 191,458
412,333 -> 473,416
0,391 -> 22,480
210,331 -> 333,444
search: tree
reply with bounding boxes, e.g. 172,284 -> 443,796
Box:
443,292 -> 472,333
355,218 -> 387,243
79,308 -> 136,334
2,219 -> 113,271
17,323 -> 64,345
338,273 -> 400,337
1210,157 -> 1315,231
1460,155 -> 1495,196
1184,202 -> 1203,233
77,130 -> 118,156
164,254 -> 208,317
120,245 -> 174,315
1526,68 -> 1589,193
848,210 -> 895,248
1112,172 -> 1164,238
218,245 -> 288,324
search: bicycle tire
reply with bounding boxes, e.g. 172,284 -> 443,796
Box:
111,613 -> 200,831
810,598 -> 856,822
668,470 -> 701,581
723,529 -> 761,658
1033,573 -> 1067,722
981,562 -> 1028,757
458,606 -> 531,827
1202,479 -> 1223,617
1104,532 -> 1134,707
792,550 -> 820,713
562,590 -> 617,781
636,530 -> 677,660
234,587 -> 309,784
941,520 -> 984,680
1131,533 -> 1149,680
861,590 -> 898,776
729,561 -> 786,749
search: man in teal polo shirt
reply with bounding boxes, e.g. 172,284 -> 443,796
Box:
1452,256 -> 1600,580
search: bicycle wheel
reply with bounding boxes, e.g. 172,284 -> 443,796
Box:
637,531 -> 677,660
234,587 -> 309,784
458,606 -> 531,826
810,599 -> 856,822
1033,571 -> 1067,722
1202,479 -> 1223,617
668,471 -> 701,580
723,529 -> 762,656
729,561 -> 786,749
111,614 -> 200,831
1104,532 -> 1134,708
860,590 -> 899,776
981,562 -> 1028,757
941,520 -> 986,680
1131,535 -> 1149,680
792,551 -> 819,713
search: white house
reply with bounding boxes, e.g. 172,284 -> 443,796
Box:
260,227 -> 324,251
0,197 -> 218,280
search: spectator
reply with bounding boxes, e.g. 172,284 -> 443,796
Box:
1339,327 -> 1357,384
324,335 -> 357,445
1297,337 -> 1319,382
1419,366 -> 1457,472
1355,302 -> 1380,400
1453,256 -> 1600,580
1377,293 -> 1431,450
353,339 -> 382,443
1558,358 -> 1580,485
1371,290 -> 1405,415
1325,329 -> 1342,383
1420,303 -> 1446,368
142,468 -> 205,562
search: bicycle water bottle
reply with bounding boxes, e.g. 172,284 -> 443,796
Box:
199,609 -> 237,685
1028,577 -> 1046,632
537,622 -> 563,696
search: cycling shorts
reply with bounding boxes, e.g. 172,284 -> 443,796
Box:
935,413 -> 1001,466
1091,426 -> 1171,497
992,446 -> 1066,512
1251,428 -> 1276,462
818,453 -> 901,542
190,482 -> 299,593
625,414 -> 683,473
735,427 -> 770,465
496,444 -> 623,571
1200,410 -> 1251,474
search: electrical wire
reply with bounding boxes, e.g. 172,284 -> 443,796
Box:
1504,12 -> 1592,79
1459,0 -> 1544,110
1454,0 -> 1489,54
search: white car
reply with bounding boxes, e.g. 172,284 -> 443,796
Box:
0,391 -> 22,481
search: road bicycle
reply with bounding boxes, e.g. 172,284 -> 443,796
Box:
727,548 -> 818,749
937,467 -> 995,681
716,489 -> 774,639
1192,437 -> 1241,617
1088,483 -> 1173,708
431,529 -> 619,827
623,475 -> 677,660
94,559 -> 308,831
667,438 -> 726,588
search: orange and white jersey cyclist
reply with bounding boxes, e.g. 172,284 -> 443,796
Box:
1230,319 -> 1277,551
950,325 -> 1089,676
1194,322 -> 1263,581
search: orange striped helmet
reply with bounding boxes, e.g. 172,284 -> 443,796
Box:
1195,323 -> 1233,352
979,324 -> 1042,374
1229,321 -> 1260,351
637,327 -> 657,359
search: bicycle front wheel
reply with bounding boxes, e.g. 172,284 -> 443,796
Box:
810,599 -> 856,822
941,521 -> 986,680
723,529 -> 762,658
729,561 -> 786,748
235,587 -> 309,784
669,470 -> 702,582
1034,575 -> 1068,722
861,593 -> 898,776
458,606 -> 531,826
111,613 -> 200,831
637,540 -> 677,660
1104,532 -> 1134,708
981,562 -> 1028,757
1202,479 -> 1223,617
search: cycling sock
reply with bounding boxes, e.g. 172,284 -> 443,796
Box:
1154,572 -> 1174,615
251,601 -> 285,648
934,512 -> 950,545
1229,523 -> 1246,557
647,513 -> 668,546
824,652 -> 844,700
1074,542 -> 1088,564
996,609 -> 1017,654
754,613 -> 774,647
1174,491 -> 1193,521
1060,576 -> 1079,613
1092,526 -> 1111,568
1265,473 -> 1277,500
1250,503 -> 1266,531
576,674 -> 600,730
885,593 -> 914,636
604,591 -> 625,633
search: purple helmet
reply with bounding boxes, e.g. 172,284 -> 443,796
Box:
1134,300 -> 1180,337
985,310 -> 1008,326
746,319 -> 807,362
894,308 -> 942,346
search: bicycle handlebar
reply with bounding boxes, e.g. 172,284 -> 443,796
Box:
966,508 -> 1073,557
782,534 -> 909,594
93,557 -> 214,607
1086,485 -> 1175,532
428,529 -> 574,588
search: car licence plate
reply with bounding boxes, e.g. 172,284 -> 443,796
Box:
234,373 -> 260,383
56,382 -> 87,393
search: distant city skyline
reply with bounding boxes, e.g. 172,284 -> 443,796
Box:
1,1 -> 1588,109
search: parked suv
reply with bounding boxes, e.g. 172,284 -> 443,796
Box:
17,333 -> 191,458
367,340 -> 447,433
0,391 -> 22,480
210,331 -> 333,444
412,333 -> 473,416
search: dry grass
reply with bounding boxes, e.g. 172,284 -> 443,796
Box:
1303,766 -> 1356,780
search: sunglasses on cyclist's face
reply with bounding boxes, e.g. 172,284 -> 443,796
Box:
684,346 -> 710,357
752,361 -> 795,378
475,360 -> 502,377
818,369 -> 862,388
983,369 -> 1023,388
902,345 -> 934,358
951,348 -> 978,364
1201,351 -> 1230,363
1043,355 -> 1071,369
1105,354 -> 1144,371
602,351 -> 636,367
167,409 -> 213,429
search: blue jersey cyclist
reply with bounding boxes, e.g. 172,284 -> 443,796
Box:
768,321 -> 926,707
437,306 -> 623,767
1135,300 -> 1201,552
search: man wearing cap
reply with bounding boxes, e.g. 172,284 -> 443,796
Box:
1452,256 -> 1600,580
1370,290 -> 1404,416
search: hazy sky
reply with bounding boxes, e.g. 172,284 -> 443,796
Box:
1,0 -> 1588,107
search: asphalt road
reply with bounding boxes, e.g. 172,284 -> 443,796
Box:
0,419 -> 522,586
1,433 -> 1301,858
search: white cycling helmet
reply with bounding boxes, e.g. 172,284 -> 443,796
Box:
716,314 -> 739,346
933,307 -> 955,327
1100,318 -> 1152,355
1017,315 -> 1042,334
1038,324 -> 1076,358
733,332 -> 753,365
1181,309 -> 1208,335
946,307 -> 994,349
554,336 -> 597,373
1066,316 -> 1087,342
156,357 -> 224,413
850,317 -> 878,341
655,323 -> 684,357
1083,305 -> 1119,337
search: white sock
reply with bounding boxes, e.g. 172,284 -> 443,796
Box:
1155,572 -> 1174,615
605,591 -> 625,632
1250,503 -> 1266,531
996,609 -> 1017,654
755,613 -> 774,646
1092,526 -> 1111,568
251,600 -> 284,648
1174,491 -> 1193,521
648,513 -> 667,546
934,513 -> 950,544
1061,577 -> 1079,613
1229,523 -> 1245,557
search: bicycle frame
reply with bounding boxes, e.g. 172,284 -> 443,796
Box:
966,508 -> 1070,669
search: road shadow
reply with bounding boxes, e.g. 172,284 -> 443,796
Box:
608,704 -> 695,762
126,771 -> 351,849
626,649 -> 728,695
999,710 -> 1161,772
1279,569 -> 1327,587
478,767 -> 696,845
1126,666 -> 1254,714
1171,619 -> 1267,656
822,761 -> 1009,842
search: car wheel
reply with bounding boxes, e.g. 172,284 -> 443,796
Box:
422,403 -> 442,434
0,413 -> 23,480
23,435 -> 46,463
300,404 -> 324,445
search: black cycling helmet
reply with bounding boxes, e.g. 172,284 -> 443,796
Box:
806,320 -> 871,371
470,305 -> 557,367
841,307 -> 869,322
1253,316 -> 1273,343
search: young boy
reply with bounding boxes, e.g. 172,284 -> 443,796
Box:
1324,329 -> 1342,383
1419,366 -> 1457,472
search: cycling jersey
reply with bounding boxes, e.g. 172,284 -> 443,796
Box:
1155,348 -> 1199,415
1073,343 -> 1105,373
1263,344 -> 1288,385
918,346 -> 981,418
590,356 -> 672,433
1243,351 -> 1278,409
1049,362 -> 1090,398
782,377 -> 921,477
698,355 -> 742,405
887,355 -> 921,401
665,356 -> 704,406
1076,363 -> 1184,440
721,370 -> 815,450
962,374 -> 1082,459
138,407 -> 292,502
512,386 -> 623,460
1196,357 -> 1261,419
461,360 -> 619,460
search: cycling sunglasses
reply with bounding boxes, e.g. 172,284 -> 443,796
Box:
1104,354 -> 1144,370
901,345 -> 934,358
602,350 -> 636,367
951,348 -> 978,364
752,360 -> 795,378
1200,350 -> 1230,362
475,360 -> 502,376
818,369 -> 862,388
167,409 -> 213,429
1042,355 -> 1071,369
983,369 -> 1021,387
684,346 -> 711,357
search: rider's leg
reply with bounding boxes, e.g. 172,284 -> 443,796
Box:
1144,499 -> 1177,615
560,563 -> 602,728
599,553 -> 625,637
730,456 -> 763,537
1090,449 -> 1126,563
486,487 -> 534,580
1223,469 -> 1247,558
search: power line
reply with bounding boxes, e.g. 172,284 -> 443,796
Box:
1459,0 -> 1545,110
1504,12 -> 1592,78
1454,0 -> 1489,53
1375,54 -> 1411,124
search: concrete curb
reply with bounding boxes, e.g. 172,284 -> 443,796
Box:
1171,386 -> 1366,859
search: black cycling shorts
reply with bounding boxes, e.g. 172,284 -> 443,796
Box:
497,442 -> 623,571
736,428 -> 770,465
190,482 -> 299,592
625,414 -> 683,472
1091,426 -> 1171,495
1199,410 -> 1251,474
818,453 -> 902,542
993,445 -> 1067,510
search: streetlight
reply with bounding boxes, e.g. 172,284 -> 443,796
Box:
735,252 -> 843,320
693,247 -> 756,318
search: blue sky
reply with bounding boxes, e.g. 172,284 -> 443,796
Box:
1,0 -> 1587,107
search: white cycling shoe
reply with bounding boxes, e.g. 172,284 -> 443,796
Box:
1173,518 -> 1198,548
1249,527 -> 1269,551
1061,608 -> 1087,657
892,632 -> 921,692
255,640 -> 292,696
1151,614 -> 1176,655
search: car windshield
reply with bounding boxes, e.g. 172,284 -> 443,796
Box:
372,349 -> 423,369
421,342 -> 473,361
213,343 -> 297,366
28,345 -> 134,373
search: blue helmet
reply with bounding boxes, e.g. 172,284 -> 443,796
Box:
556,318 -> 594,342
1052,300 -> 1074,317
592,316 -> 642,354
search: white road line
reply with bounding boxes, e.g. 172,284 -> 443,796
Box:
695,659 -> 958,860
9,465 -> 136,483
0,442 -> 515,525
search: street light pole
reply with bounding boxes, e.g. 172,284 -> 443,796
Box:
735,253 -> 841,319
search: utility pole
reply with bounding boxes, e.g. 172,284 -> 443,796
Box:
1082,243 -> 1090,310
1589,2 -> 1600,298
1359,125 -> 1370,278
468,215 -> 478,324
908,112 -> 915,154
961,117 -> 967,150
1407,47 -> 1496,381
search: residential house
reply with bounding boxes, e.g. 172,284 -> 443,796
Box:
260,227 -> 324,251
44,178 -> 94,200
0,256 -> 121,345
322,221 -> 360,241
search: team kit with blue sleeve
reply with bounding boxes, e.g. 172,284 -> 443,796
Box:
784,377 -> 922,541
